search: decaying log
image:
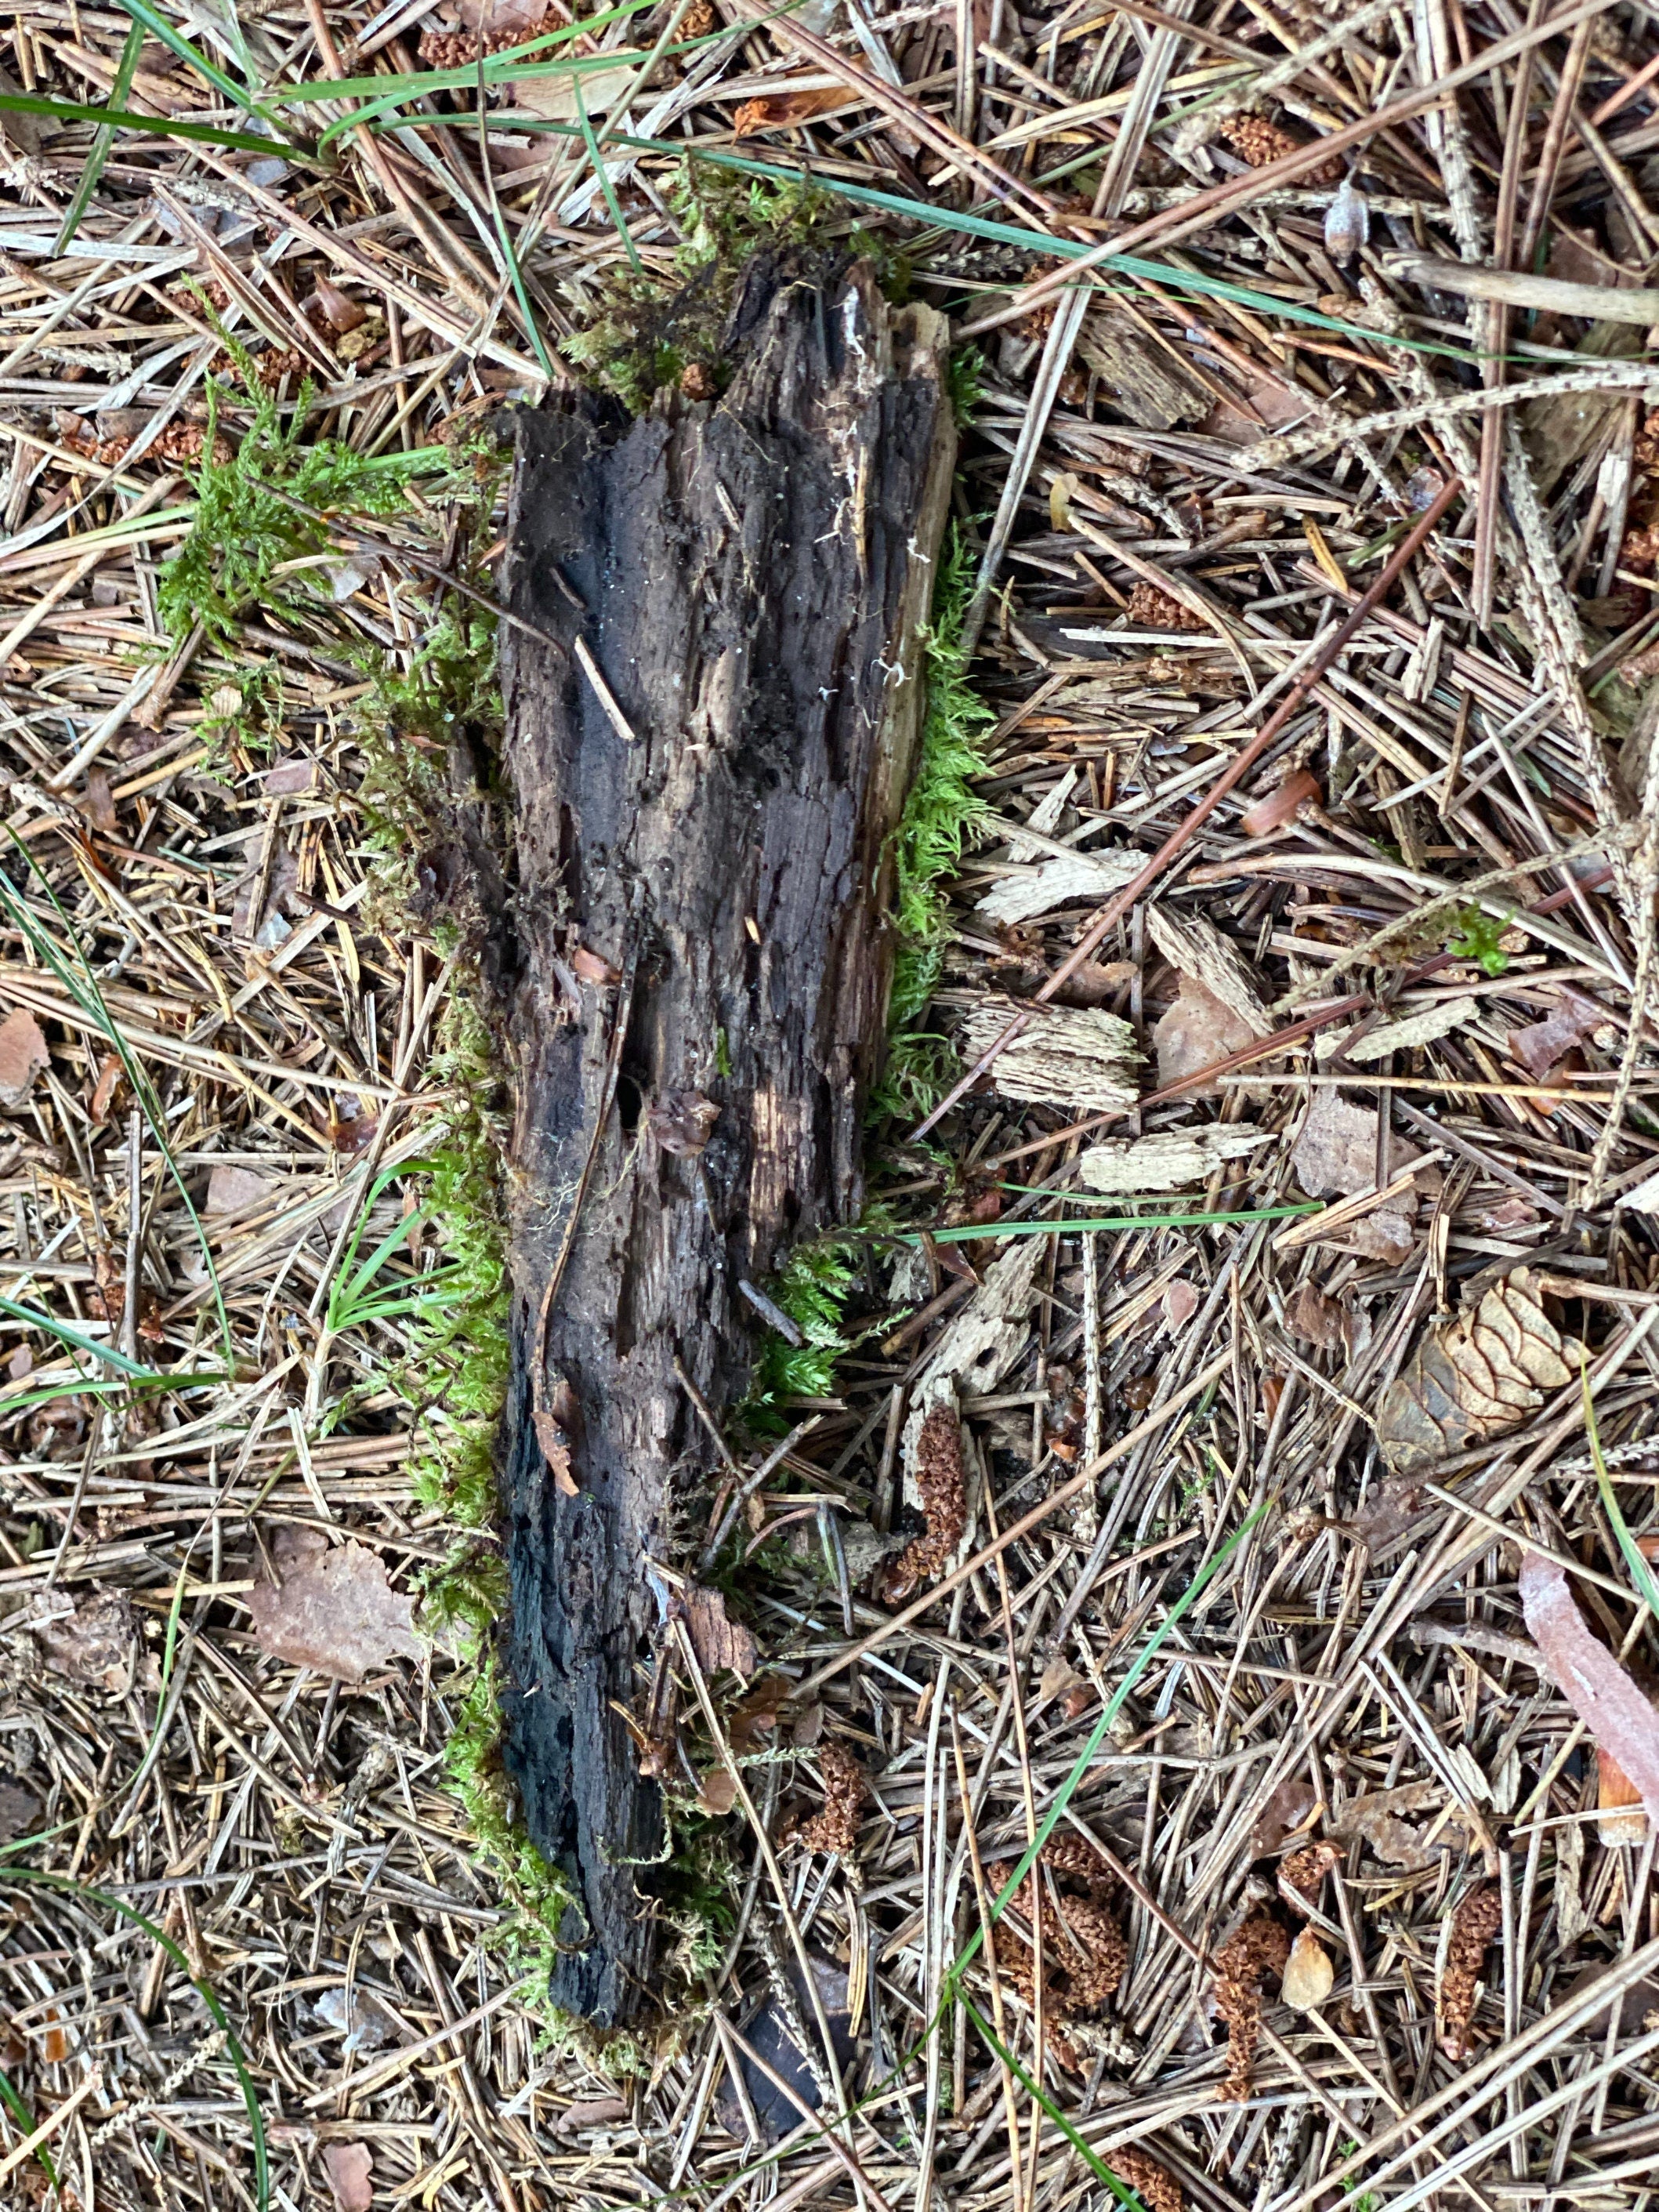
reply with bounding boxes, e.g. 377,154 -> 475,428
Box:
494,252 -> 955,2024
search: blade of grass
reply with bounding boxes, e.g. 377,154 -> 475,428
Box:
56,20 -> 144,254
114,0 -> 271,116
0,1295 -> 159,1378
0,91 -> 298,154
951,1496 -> 1270,1978
1585,1358 -> 1659,1619
959,1994 -> 1147,2210
475,53 -> 558,378
900,1202 -> 1321,1244
0,1869 -> 267,2211
572,74 -> 643,276
0,2069 -> 55,2191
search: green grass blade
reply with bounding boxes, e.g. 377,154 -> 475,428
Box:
273,0 -> 660,102
572,74 -> 642,274
951,1496 -> 1270,1980
1584,1359 -> 1659,1619
56,20 -> 144,254
0,91 -> 295,153
0,2066 -> 55,2188
0,1869 -> 267,2210
904,1202 -> 1320,1244
958,1995 -> 1146,2207
0,1296 -> 158,1378
114,0 -> 269,115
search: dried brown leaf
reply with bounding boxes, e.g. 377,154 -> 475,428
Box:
1290,1092 -> 1419,1261
1508,988 -> 1609,1079
0,1010 -> 49,1111
1152,976 -> 1255,1097
1377,1269 -> 1573,1474
1280,1925 -> 1335,2011
734,83 -> 851,134
31,1589 -> 136,1694
248,1527 -> 424,1684
1249,1778 -> 1317,1858
323,2142 -> 374,2212
1289,1282 -> 1343,1351
1329,1782 -> 1472,1869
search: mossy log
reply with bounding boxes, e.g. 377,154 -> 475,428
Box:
495,252 -> 956,2024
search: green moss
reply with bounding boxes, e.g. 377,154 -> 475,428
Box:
1447,903 -> 1512,977
870,524 -> 994,1115
563,159 -> 907,414
156,334 -> 425,652
749,1236 -> 861,1412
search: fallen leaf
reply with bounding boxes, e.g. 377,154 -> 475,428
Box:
322,2141 -> 374,2212
248,1526 -> 424,1684
1508,988 -> 1610,1079
734,82 -> 852,134
558,2096 -> 631,2134
1038,1652 -> 1087,1704
1077,1125 -> 1270,1194
1289,1282 -> 1342,1351
205,1164 -> 273,1217
5,1346 -> 28,1382
1249,1776 -> 1317,1858
0,1010 -> 49,1111
1162,1279 -> 1201,1331
1153,976 -> 1255,1097
682,1583 -> 757,1680
0,1778 -> 40,1844
729,1674 -> 791,1751
313,1987 -> 401,2054
1280,1925 -> 1335,2010
1376,1269 -> 1574,1474
510,61 -> 642,120
1520,1546 -> 1659,1829
31,1589 -> 136,1694
1328,1782 -> 1471,1869
82,768 -> 117,834
1290,1091 -> 1420,1262
263,757 -> 321,796
89,1053 -> 125,1122
697,1764 -> 739,1815
958,995 -> 1140,1112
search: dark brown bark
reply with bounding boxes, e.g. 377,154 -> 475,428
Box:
494,251 -> 955,2024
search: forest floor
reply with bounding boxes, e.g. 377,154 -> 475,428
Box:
5,2 -> 1659,2210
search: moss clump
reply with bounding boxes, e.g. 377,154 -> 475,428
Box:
748,1237 -> 862,1412
156,336 -> 425,651
869,525 -> 994,1115
562,160 -> 900,414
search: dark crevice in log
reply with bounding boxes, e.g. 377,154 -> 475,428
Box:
494,248 -> 955,2024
